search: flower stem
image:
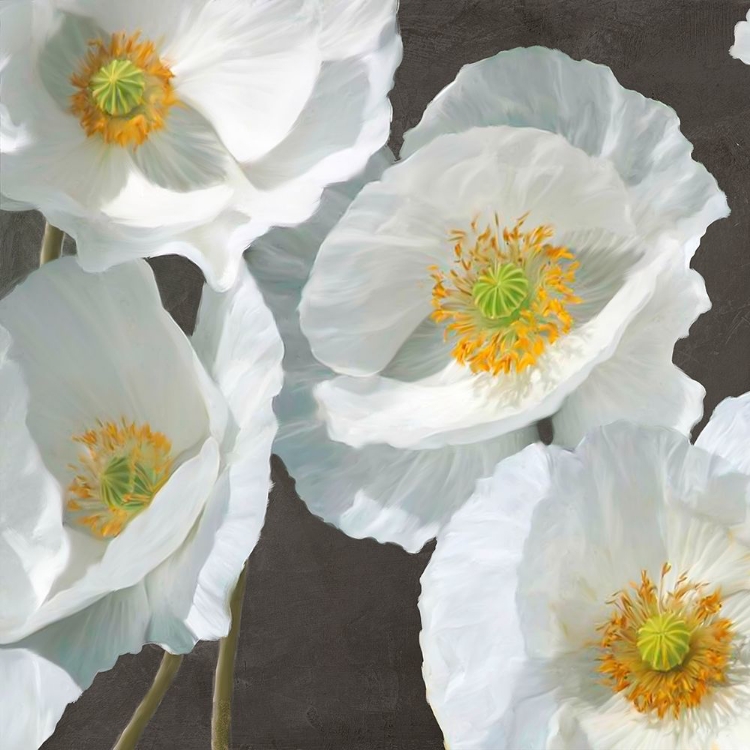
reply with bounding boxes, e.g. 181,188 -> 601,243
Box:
39,222 -> 64,265
211,562 -> 249,750
112,652 -> 183,750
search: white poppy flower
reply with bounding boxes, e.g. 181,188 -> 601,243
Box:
731,9 -> 750,63
0,0 -> 401,290
419,396 -> 750,750
0,257 -> 282,749
280,47 -> 727,552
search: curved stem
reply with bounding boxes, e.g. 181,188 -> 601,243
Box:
112,652 -> 183,750
39,222 -> 64,266
212,562 -> 249,750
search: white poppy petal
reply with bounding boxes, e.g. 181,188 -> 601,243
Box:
730,11 -> 750,64
320,0 -> 399,60
0,326 -> 68,635
697,393 -> 750,475
143,265 -> 284,649
169,0 -> 322,163
301,125 -> 636,378
552,256 -> 710,447
246,30 -> 401,194
131,105 -> 230,191
36,11 -> 104,112
192,263 -> 284,433
419,444 -> 556,749
276,383 -> 537,552
0,646 -> 81,750
59,0 -> 205,49
0,584 -> 150,750
402,46 -> 728,247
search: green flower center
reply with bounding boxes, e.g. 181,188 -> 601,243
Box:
90,58 -> 146,116
471,262 -> 529,321
637,611 -> 691,671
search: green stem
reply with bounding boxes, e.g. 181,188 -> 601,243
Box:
112,652 -> 183,750
39,222 -> 64,265
211,562 -> 249,750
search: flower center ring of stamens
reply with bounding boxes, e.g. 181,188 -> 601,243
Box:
430,214 -> 581,376
71,31 -> 177,147
597,563 -> 735,719
65,419 -> 174,539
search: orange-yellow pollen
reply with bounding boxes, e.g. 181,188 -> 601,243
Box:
70,31 -> 177,147
65,419 -> 174,539
597,563 -> 735,720
430,214 -> 581,376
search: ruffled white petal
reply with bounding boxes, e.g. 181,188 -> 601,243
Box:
401,46 -> 729,249
301,125 -> 636,378
0,326 -> 68,636
168,0 -> 322,163
145,265 -> 283,650
0,584 -> 150,750
59,0 -> 205,50
419,445 -> 557,749
730,11 -> 750,64
277,392 -> 537,552
552,252 -> 710,447
697,393 -> 750,475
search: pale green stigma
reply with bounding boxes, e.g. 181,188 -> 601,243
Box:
471,263 -> 529,320
637,611 -> 691,672
90,58 -> 146,117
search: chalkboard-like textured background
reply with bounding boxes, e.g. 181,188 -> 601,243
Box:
0,1 -> 748,748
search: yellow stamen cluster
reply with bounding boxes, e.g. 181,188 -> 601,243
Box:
598,563 -> 734,719
65,419 -> 174,539
430,214 -> 581,375
70,31 -> 176,147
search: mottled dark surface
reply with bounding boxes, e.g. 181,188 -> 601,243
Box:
1,0 -> 749,748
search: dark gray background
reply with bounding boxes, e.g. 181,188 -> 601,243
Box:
0,0 -> 748,747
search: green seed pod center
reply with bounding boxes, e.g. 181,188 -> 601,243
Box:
90,59 -> 146,116
637,611 -> 691,671
472,263 -> 529,320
